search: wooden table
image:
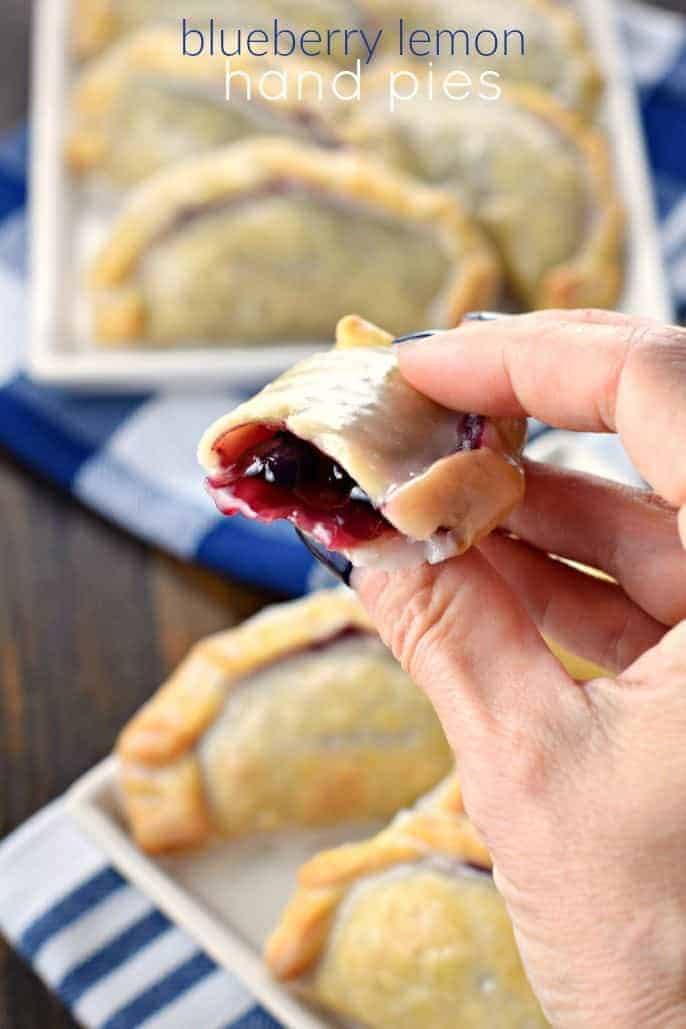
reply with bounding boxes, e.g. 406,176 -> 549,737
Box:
2,0 -> 685,1025
0,448 -> 277,1027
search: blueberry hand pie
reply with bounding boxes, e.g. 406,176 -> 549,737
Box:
71,0 -> 366,62
88,139 -> 498,346
341,74 -> 624,310
266,776 -> 547,1028
117,589 -> 452,853
67,26 -> 337,186
364,0 -> 600,117
198,315 -> 526,571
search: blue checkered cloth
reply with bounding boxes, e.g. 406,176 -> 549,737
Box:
0,3 -> 685,1027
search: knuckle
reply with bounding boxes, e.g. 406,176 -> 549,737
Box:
627,324 -> 686,373
387,577 -> 457,684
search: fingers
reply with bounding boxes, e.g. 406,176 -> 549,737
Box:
503,461 -> 686,626
397,310 -> 686,508
397,310 -> 651,430
619,621 -> 686,688
477,533 -> 666,673
351,552 -> 579,762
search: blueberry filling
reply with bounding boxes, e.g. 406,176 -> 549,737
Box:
206,430 -> 389,550
242,432 -> 371,504
462,413 -> 484,451
206,417 -> 486,551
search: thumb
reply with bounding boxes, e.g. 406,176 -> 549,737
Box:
351,552 -> 582,768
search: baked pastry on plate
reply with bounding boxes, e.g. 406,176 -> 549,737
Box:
198,315 -> 526,572
363,0 -> 601,117
117,589 -> 452,853
71,0 -> 366,62
88,139 -> 499,347
340,73 -> 624,310
67,26 -> 337,185
266,775 -> 547,1027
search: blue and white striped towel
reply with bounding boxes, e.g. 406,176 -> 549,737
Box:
1,2 -> 685,1026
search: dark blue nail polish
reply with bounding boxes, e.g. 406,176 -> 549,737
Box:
392,329 -> 440,345
295,529 -> 352,586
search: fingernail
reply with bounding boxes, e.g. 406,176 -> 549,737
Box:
295,529 -> 352,586
392,329 -> 440,346
462,311 -> 502,323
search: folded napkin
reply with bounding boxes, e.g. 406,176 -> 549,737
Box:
0,801 -> 270,1029
1,3 -> 685,1027
0,2 -> 685,598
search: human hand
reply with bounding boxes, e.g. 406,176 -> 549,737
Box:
352,309 -> 686,1027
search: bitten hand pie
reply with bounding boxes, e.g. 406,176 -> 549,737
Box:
340,74 -> 624,310
365,0 -> 601,117
116,589 -> 452,853
89,139 -> 498,347
198,315 -> 526,571
266,775 -> 548,1028
67,26 -> 337,185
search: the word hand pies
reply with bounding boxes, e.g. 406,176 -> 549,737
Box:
67,26 -> 338,186
198,315 -> 526,573
71,0 -> 366,62
365,0 -> 601,117
340,71 -> 624,310
266,774 -> 548,1028
116,589 -> 452,853
88,139 -> 499,347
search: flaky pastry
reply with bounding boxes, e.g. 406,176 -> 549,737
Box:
266,774 -> 548,1027
199,315 -> 526,571
340,72 -> 624,310
89,139 -> 499,347
116,589 -> 452,853
67,26 -> 338,185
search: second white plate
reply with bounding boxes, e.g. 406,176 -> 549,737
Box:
67,758 -> 386,1029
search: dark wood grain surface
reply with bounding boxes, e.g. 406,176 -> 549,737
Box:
0,450 -> 275,1028
2,0 -> 685,1025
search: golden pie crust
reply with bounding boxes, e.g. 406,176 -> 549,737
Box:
266,773 -> 550,1027
88,138 -> 500,346
117,588 -> 453,853
265,773 -> 489,980
199,315 -> 526,561
66,25 -> 338,181
362,0 -> 602,118
340,69 -> 623,310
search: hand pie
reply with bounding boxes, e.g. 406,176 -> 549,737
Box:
364,0 -> 601,117
67,26 -> 337,185
341,74 -> 624,310
116,589 -> 452,853
198,315 -> 526,571
71,0 -> 366,62
266,776 -> 547,1028
88,139 -> 499,346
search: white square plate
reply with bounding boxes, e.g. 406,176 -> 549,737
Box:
28,0 -> 673,390
67,757 -> 385,1028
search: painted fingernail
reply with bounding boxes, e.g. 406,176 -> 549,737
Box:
296,529 -> 352,586
392,329 -> 441,345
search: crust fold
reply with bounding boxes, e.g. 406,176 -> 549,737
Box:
265,772 -> 490,980
117,589 -> 374,852
89,138 -> 499,344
